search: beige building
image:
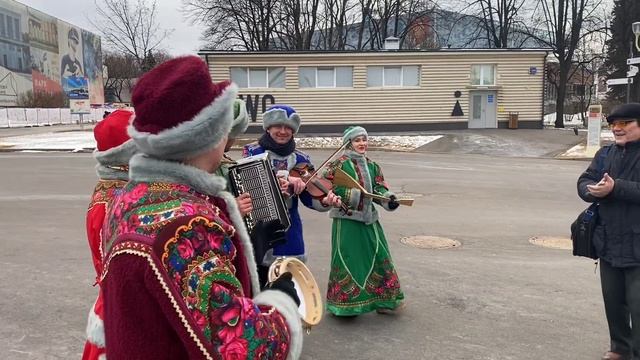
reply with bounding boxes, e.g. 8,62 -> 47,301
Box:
200,49 -> 548,132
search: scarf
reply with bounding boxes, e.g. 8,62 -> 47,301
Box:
258,132 -> 296,156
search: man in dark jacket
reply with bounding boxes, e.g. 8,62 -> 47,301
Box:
578,103 -> 640,360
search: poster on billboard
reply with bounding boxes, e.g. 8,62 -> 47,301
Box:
28,7 -> 61,95
82,30 -> 104,104
57,20 -> 87,100
65,75 -> 88,99
70,98 -> 90,114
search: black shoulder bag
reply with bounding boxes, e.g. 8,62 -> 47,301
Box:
570,146 -> 611,259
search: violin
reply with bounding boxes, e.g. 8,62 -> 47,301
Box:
289,163 -> 352,215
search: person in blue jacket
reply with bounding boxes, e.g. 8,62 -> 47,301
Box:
243,104 -> 341,286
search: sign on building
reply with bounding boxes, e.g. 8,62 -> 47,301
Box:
70,99 -> 91,114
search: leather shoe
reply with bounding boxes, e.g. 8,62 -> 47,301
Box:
602,351 -> 627,360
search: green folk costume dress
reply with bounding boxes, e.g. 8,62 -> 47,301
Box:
323,150 -> 404,316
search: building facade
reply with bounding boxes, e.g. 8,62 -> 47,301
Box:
201,49 -> 548,131
0,0 -> 104,106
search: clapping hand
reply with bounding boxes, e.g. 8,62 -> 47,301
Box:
586,173 -> 615,198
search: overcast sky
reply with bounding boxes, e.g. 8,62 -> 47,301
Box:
18,0 -> 206,56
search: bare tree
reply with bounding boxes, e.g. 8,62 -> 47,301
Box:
395,0 -> 440,49
468,0 -> 529,48
103,52 -> 138,103
525,0 -> 605,128
315,0 -> 355,50
92,0 -> 172,67
186,0 -> 281,50
103,49 -> 172,103
274,0 -> 322,50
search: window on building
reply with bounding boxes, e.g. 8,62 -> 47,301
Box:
366,65 -> 420,87
14,18 -> 19,41
0,15 -> 5,37
471,64 -> 496,86
230,67 -> 285,88
298,66 -> 353,88
6,16 -> 13,39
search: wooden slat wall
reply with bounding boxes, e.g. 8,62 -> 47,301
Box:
205,51 -> 546,126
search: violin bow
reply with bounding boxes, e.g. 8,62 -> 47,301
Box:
333,168 -> 414,207
303,141 -> 349,186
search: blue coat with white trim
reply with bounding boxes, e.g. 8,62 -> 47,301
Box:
243,142 -> 329,264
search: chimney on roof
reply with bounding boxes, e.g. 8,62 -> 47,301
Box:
384,37 -> 400,50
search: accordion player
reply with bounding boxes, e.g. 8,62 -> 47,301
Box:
227,153 -> 291,232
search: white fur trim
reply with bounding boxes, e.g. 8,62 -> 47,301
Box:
348,188 -> 362,209
129,154 -> 227,196
310,198 -> 331,212
85,299 -> 105,347
217,191 -> 261,296
94,140 -> 136,181
94,139 -> 136,166
253,290 -> 303,360
128,84 -> 238,160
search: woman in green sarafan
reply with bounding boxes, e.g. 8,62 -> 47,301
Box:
322,126 -> 404,316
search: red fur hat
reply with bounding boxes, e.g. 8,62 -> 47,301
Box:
94,109 -> 133,152
93,109 -> 136,174
129,56 -> 237,160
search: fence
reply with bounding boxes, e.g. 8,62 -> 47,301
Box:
0,108 -> 108,128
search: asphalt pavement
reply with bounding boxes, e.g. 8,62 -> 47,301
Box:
0,149 -> 608,360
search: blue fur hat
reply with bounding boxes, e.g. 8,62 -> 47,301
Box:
262,104 -> 301,134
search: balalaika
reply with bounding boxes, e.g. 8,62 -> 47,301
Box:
228,153 -> 291,232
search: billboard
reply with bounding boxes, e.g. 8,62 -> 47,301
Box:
0,0 -> 103,106
28,8 -> 61,94
82,29 -> 103,104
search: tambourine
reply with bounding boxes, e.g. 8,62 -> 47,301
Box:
268,257 -> 322,331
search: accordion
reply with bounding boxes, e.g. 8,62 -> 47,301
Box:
228,153 -> 291,232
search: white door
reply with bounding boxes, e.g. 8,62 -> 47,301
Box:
468,91 -> 497,129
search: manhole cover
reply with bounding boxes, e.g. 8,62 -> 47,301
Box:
529,236 -> 572,250
400,236 -> 461,249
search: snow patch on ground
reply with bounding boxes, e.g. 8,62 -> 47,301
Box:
556,130 -> 614,159
296,135 -> 442,151
0,131 -> 442,152
1,132 -> 95,151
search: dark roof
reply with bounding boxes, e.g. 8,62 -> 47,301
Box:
198,48 -> 551,56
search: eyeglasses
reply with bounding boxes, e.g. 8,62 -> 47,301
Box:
609,120 -> 637,128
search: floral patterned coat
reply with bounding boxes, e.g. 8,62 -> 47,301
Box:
83,179 -> 126,360
101,155 -> 302,359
